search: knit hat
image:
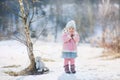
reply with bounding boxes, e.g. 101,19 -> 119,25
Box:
66,20 -> 76,29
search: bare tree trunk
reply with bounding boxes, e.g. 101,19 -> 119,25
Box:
100,0 -> 110,48
55,0 -> 62,42
102,23 -> 106,47
17,0 -> 36,75
119,0 -> 120,21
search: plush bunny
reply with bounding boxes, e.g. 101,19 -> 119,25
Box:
35,56 -> 49,74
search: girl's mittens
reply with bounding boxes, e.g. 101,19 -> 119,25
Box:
73,33 -> 79,43
71,34 -> 74,38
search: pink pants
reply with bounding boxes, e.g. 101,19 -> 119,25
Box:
64,58 -> 75,65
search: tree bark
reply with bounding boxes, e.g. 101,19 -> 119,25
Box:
18,0 -> 36,75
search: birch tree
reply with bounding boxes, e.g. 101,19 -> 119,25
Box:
1,0 -> 48,76
17,0 -> 36,75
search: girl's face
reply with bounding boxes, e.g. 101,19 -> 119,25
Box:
68,27 -> 75,34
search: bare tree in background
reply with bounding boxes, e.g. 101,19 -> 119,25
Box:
54,0 -> 62,42
99,0 -> 120,53
99,0 -> 110,46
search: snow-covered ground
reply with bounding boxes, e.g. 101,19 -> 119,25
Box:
0,40 -> 120,80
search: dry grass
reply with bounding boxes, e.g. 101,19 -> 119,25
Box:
4,71 -> 18,76
42,58 -> 55,62
99,51 -> 120,60
2,65 -> 21,68
2,65 -> 21,76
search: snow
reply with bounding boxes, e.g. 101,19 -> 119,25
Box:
0,40 -> 120,80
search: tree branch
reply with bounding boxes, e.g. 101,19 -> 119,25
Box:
12,35 -> 27,46
28,0 -> 35,27
6,29 -> 27,46
24,0 -> 30,17
31,15 -> 45,23
33,19 -> 48,44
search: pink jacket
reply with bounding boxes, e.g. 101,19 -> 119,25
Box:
62,32 -> 79,52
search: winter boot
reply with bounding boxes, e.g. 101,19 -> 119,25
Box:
64,65 -> 70,74
71,64 -> 76,73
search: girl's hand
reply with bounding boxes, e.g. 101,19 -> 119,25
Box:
72,32 -> 79,43
71,34 -> 74,39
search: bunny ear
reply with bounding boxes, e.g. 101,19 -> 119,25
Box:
66,20 -> 76,29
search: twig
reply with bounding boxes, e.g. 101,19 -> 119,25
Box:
12,35 -> 27,46
31,15 -> 45,23
33,19 -> 48,44
28,0 -> 35,27
6,29 -> 27,45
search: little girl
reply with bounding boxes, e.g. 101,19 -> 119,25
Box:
62,20 -> 79,74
